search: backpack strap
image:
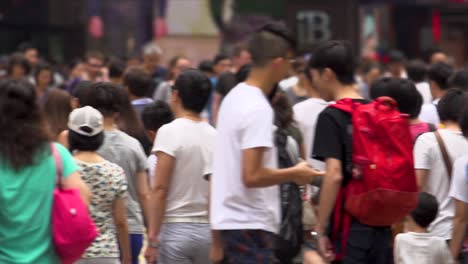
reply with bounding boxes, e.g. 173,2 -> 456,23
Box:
329,99 -> 357,114
50,143 -> 63,188
434,131 -> 453,179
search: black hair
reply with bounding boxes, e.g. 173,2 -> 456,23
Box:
388,50 -> 406,63
406,60 -> 427,83
34,63 -> 54,85
123,67 -> 152,97
198,60 -> 214,74
0,80 -> 49,170
236,64 -> 251,83
213,54 -> 230,65
108,59 -> 125,79
72,80 -> 93,101
174,69 -> 212,113
460,105 -> 468,138
428,62 -> 454,90
80,82 -> 121,117
85,50 -> 105,62
68,130 -> 104,152
17,42 -> 37,53
7,53 -> 31,76
361,62 -> 381,75
248,22 -> 296,67
411,192 -> 439,228
232,43 -> 249,57
68,58 -> 83,70
272,91 -> 294,129
142,100 -> 174,131
449,70 -> 468,92
216,72 -> 237,96
308,40 -> 356,85
437,88 -> 468,122
370,77 -> 423,119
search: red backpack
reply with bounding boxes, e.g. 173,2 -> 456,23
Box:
330,97 -> 418,259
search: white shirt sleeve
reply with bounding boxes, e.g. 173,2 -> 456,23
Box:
394,235 -> 402,264
414,133 -> 434,170
437,240 -> 454,264
449,157 -> 468,203
153,125 -> 178,157
240,106 -> 274,150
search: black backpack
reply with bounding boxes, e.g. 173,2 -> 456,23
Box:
274,128 -> 303,263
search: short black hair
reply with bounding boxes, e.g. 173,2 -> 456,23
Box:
248,22 -> 296,67
388,50 -> 406,63
174,69 -> 212,113
308,40 -> 356,85
406,60 -> 427,83
142,100 -> 174,131
72,80 -> 93,100
428,62 -> 454,90
8,53 -> 31,75
34,63 -> 53,84
108,58 -> 125,79
460,105 -> 468,138
198,60 -> 214,74
449,70 -> 468,92
68,129 -> 104,152
17,42 -> 37,53
370,77 -> 423,119
123,67 -> 152,97
437,88 -> 468,122
213,54 -> 230,65
80,82 -> 122,117
85,50 -> 105,62
411,192 -> 439,228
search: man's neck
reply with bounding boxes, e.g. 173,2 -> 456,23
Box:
442,121 -> 461,131
245,68 -> 276,96
334,84 -> 362,101
408,225 -> 428,233
103,117 -> 116,130
433,88 -> 447,100
178,109 -> 202,122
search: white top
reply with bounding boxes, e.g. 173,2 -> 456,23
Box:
394,232 -> 453,264
293,97 -> 328,170
449,155 -> 468,203
414,130 -> 468,239
415,82 -> 433,105
211,83 -> 280,233
419,103 -> 440,126
153,118 -> 216,222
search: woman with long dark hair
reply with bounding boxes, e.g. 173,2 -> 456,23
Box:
0,80 -> 90,263
43,88 -> 72,139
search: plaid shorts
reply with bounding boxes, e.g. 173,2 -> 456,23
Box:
222,230 -> 278,264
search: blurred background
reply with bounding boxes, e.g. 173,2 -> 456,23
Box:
1,0 -> 468,67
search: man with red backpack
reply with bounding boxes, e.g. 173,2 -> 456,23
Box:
309,40 -> 417,263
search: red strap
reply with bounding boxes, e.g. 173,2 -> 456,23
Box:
50,143 -> 63,188
329,99 -> 357,114
331,188 -> 352,260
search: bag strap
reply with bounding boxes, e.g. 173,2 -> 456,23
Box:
50,143 -> 63,188
434,131 -> 453,179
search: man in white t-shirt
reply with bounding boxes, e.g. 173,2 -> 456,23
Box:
210,23 -> 324,264
145,70 -> 216,264
414,89 -> 468,241
449,107 -> 468,260
419,62 -> 454,126
406,60 -> 432,104
293,67 -> 328,170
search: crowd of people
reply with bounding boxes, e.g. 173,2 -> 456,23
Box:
1,21 -> 468,264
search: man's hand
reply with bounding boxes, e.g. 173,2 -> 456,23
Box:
317,235 -> 335,262
293,161 -> 325,185
88,16 -> 103,38
304,250 -> 328,264
144,246 -> 158,264
210,243 -> 224,263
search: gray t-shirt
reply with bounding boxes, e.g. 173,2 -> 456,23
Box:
97,129 -> 148,234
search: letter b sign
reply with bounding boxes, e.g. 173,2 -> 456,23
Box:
297,11 -> 332,45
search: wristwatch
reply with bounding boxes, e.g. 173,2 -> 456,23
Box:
148,238 -> 160,249
311,231 -> 324,240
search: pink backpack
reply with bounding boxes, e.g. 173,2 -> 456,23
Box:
51,144 -> 98,264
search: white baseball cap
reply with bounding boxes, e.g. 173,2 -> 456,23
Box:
68,106 -> 104,137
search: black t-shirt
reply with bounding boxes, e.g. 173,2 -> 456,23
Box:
312,99 -> 369,185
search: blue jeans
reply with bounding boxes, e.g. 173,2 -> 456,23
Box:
130,234 -> 143,264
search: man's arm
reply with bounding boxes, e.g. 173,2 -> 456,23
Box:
450,199 -> 468,259
242,147 -> 323,188
145,151 -> 174,262
137,170 -> 152,225
415,169 -> 428,191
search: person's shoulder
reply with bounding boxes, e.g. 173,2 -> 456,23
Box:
415,130 -> 437,144
455,154 -> 468,167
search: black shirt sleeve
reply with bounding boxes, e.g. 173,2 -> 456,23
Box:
312,110 -> 344,162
